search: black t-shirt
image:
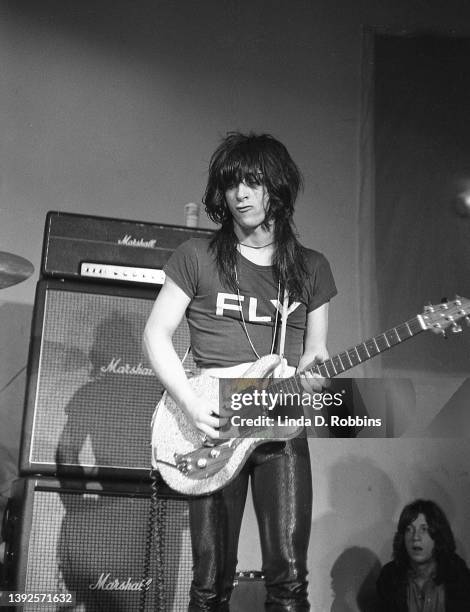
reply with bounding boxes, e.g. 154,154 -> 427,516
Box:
164,238 -> 337,368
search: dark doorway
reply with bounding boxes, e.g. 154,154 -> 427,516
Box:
374,34 -> 470,374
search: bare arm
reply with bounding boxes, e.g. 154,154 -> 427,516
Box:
143,277 -> 222,438
297,302 -> 330,392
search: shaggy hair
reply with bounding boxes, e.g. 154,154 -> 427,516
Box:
392,499 -> 456,583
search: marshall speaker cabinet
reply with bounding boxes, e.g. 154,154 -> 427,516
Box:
2,477 -> 192,612
2,478 -> 265,611
19,279 -> 197,480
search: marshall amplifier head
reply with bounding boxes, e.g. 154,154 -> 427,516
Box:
41,211 -> 213,285
2,477 -> 192,612
19,279 -> 197,480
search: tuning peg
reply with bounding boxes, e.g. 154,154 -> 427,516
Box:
465,316 -> 470,327
451,323 -> 463,334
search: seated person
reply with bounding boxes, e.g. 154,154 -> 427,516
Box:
377,499 -> 470,612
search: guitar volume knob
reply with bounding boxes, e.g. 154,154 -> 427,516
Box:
196,458 -> 208,469
209,448 -> 220,458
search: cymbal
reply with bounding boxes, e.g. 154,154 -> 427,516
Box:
0,251 -> 34,289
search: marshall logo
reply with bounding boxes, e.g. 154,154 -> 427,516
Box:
118,234 -> 157,249
100,358 -> 155,376
89,573 -> 153,591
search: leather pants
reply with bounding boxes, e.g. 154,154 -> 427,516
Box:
188,437 -> 312,611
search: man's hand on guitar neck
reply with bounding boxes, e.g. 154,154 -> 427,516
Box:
297,353 -> 331,394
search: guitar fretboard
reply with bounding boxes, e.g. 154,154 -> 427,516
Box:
269,315 -> 425,395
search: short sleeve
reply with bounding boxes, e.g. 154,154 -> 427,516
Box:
306,252 -> 337,312
163,239 -> 199,298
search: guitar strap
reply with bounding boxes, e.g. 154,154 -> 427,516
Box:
278,287 -> 289,361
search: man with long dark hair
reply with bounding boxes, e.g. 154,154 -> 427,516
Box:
377,499 -> 470,611
144,132 -> 337,610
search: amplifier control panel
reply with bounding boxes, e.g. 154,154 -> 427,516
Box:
80,262 -> 166,285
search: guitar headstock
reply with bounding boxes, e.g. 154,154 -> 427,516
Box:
421,296 -> 470,336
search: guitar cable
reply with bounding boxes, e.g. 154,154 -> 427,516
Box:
154,458 -> 179,469
139,469 -> 165,612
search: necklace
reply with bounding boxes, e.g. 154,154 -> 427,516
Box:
238,241 -> 274,249
234,265 -> 280,359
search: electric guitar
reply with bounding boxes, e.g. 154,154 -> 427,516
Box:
151,297 -> 469,495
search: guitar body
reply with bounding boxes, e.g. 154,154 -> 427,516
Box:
151,354 -> 302,496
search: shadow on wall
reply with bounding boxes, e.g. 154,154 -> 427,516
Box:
54,310 -> 163,478
0,302 -> 33,525
311,455 -> 400,612
330,547 -> 381,612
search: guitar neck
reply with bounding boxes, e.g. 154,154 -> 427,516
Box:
309,315 -> 425,377
273,315 -> 426,395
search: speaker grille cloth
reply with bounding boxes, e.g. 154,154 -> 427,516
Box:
24,490 -> 192,611
29,289 -> 194,472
